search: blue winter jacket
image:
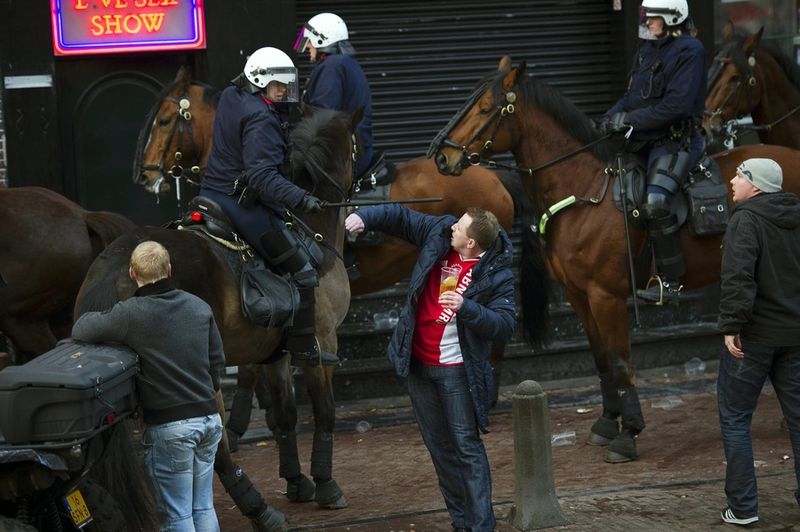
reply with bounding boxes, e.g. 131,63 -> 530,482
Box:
606,33 -> 706,142
203,85 -> 307,213
356,204 -> 516,430
305,54 -> 374,177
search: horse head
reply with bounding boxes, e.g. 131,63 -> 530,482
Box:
429,56 -> 526,176
704,24 -> 765,146
134,66 -> 219,195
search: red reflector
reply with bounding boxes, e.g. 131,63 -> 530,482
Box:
105,414 -> 116,425
190,211 -> 203,223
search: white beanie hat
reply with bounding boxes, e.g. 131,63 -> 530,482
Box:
736,158 -> 783,193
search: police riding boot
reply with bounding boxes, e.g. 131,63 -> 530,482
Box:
286,275 -> 340,367
637,198 -> 686,305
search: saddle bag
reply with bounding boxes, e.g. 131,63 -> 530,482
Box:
0,342 -> 138,444
685,158 -> 729,236
240,259 -> 299,329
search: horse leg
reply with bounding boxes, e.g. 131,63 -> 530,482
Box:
226,364 -> 258,452
264,356 -> 315,503
586,287 -> 645,463
0,318 -> 57,363
304,364 -> 347,509
212,393 -> 288,531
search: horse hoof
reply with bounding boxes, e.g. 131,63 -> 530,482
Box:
250,505 -> 288,532
604,433 -> 639,463
588,416 -> 619,446
315,479 -> 348,509
286,474 -> 315,502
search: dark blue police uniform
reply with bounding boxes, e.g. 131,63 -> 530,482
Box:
305,54 -> 374,177
201,85 -> 307,259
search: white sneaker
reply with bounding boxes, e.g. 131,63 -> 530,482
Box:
721,507 -> 758,525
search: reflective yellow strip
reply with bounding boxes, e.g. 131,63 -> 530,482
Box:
538,195 -> 577,235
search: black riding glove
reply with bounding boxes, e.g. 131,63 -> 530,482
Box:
597,112 -> 630,135
299,194 -> 324,214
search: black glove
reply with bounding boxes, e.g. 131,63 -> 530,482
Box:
597,112 -> 630,135
299,194 -> 324,213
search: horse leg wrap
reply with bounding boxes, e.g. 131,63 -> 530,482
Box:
227,387 -> 254,436
251,506 -> 288,532
310,431 -> 334,481
218,466 -> 267,518
599,371 -> 622,417
619,385 -> 646,434
276,430 -> 302,480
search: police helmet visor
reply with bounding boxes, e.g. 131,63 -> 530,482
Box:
293,25 -> 310,53
638,6 -> 665,40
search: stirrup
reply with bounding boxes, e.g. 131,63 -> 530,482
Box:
636,275 -> 682,306
289,337 -> 341,367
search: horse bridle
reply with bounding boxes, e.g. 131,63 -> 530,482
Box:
140,93 -> 205,194
427,80 -> 517,166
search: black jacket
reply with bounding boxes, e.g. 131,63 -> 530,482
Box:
718,192 -> 800,345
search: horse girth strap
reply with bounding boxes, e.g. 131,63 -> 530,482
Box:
537,168 -> 611,235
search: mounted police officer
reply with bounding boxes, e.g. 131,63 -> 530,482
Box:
598,0 -> 706,304
200,46 -> 339,366
293,12 -> 374,178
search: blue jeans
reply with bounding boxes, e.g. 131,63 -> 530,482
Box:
143,414 -> 223,531
408,361 -> 495,532
717,340 -> 800,517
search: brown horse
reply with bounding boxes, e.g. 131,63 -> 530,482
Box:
0,187 -> 135,361
430,55 -> 800,463
77,107 -> 360,530
705,23 -> 800,149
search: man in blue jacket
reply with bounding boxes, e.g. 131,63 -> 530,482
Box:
293,12 -> 374,177
599,0 -> 705,304
345,205 -> 516,532
200,46 -> 338,366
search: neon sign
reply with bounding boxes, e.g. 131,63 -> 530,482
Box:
50,0 -> 206,56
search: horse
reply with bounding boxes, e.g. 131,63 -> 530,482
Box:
429,55 -> 800,464
133,66 -> 552,389
705,22 -> 800,150
0,187 -> 135,362
76,106 -> 360,530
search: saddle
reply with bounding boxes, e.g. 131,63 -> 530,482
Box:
179,196 -> 299,330
612,154 -> 730,236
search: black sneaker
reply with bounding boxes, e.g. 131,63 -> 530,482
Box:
637,277 -> 682,305
720,506 -> 758,525
289,337 -> 341,367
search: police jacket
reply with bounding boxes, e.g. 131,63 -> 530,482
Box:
203,85 -> 307,213
606,32 -> 706,143
305,54 -> 374,176
718,192 -> 800,346
356,204 -> 516,431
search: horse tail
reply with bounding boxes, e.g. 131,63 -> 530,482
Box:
85,211 -> 137,259
87,418 -> 160,530
496,170 -> 552,349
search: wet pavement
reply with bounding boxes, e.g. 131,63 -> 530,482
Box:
214,361 -> 800,531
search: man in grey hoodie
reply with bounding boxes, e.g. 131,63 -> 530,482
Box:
717,158 -> 800,526
72,241 -> 227,531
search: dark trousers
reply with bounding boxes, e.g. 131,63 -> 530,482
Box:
717,339 -> 800,517
408,360 -> 495,532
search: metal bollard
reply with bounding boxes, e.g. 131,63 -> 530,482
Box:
509,380 -> 569,530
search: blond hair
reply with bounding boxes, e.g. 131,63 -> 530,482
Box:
465,207 -> 500,251
130,241 -> 171,285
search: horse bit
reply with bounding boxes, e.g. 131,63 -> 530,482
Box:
141,94 -> 204,198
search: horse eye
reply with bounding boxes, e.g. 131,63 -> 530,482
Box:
158,117 -> 172,127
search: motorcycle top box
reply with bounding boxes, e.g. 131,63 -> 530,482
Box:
0,342 -> 139,444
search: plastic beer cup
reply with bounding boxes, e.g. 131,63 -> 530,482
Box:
439,265 -> 461,296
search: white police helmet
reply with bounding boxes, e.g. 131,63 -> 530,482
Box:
293,13 -> 350,54
243,47 -> 299,101
639,0 -> 688,39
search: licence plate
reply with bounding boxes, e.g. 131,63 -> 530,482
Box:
63,489 -> 93,528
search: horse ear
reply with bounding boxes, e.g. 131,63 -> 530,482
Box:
175,65 -> 192,89
351,106 -> 364,130
498,55 -> 512,71
742,27 -> 764,54
721,20 -> 734,44
502,60 -> 526,91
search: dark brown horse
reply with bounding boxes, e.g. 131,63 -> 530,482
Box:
77,107 -> 360,530
0,187 -> 135,361
705,23 -> 800,149
430,55 -> 800,463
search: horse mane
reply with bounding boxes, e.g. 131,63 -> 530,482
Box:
491,68 -> 614,162
289,108 -> 349,189
758,41 -> 800,90
722,30 -> 800,91
131,77 -> 221,181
